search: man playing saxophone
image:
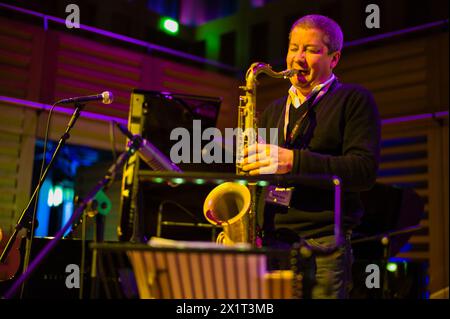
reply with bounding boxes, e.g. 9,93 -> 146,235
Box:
242,14 -> 381,299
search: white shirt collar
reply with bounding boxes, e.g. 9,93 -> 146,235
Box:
288,73 -> 336,108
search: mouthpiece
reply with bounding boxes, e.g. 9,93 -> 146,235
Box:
283,69 -> 299,78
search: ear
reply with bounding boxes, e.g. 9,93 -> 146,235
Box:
330,51 -> 341,69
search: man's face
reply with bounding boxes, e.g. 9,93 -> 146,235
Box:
286,27 -> 340,94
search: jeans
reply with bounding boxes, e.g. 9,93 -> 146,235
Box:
305,233 -> 354,299
264,230 -> 354,299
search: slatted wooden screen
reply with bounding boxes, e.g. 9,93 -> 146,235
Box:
378,126 -> 430,260
0,100 -> 127,238
46,34 -> 240,135
0,102 -> 36,231
337,39 -> 430,118
145,56 -> 240,130
380,115 -> 448,293
256,32 -> 449,119
51,32 -> 144,119
0,16 -> 241,131
0,17 -> 44,101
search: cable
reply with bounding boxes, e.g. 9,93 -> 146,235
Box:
105,121 -> 118,190
156,200 -> 202,237
79,211 -> 87,299
109,120 -> 117,163
19,101 -> 57,298
159,200 -> 201,223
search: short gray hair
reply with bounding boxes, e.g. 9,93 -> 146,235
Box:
289,14 -> 343,53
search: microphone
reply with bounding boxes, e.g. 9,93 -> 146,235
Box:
57,91 -> 114,105
113,121 -> 182,174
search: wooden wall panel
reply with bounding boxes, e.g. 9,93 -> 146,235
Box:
0,16 -> 241,130
0,17 -> 44,101
338,33 -> 448,118
52,32 -> 144,119
0,102 -> 36,231
380,116 -> 449,293
426,118 -> 448,293
34,111 -> 127,152
256,32 -> 449,121
143,57 -> 240,130
442,123 -> 449,294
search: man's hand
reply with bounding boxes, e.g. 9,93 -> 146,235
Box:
241,143 -> 294,175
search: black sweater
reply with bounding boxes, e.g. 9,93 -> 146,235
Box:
258,80 -> 381,238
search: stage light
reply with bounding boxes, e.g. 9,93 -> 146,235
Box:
47,187 -> 54,207
47,185 -> 63,207
160,17 -> 179,35
257,180 -> 269,187
194,179 -> 205,185
386,262 -> 398,272
172,178 -> 185,184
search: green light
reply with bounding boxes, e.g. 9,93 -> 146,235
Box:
236,180 -> 247,185
194,179 -> 205,185
172,178 -> 185,185
386,262 -> 398,272
153,177 -> 164,184
160,18 -> 179,35
63,188 -> 74,201
215,179 -> 224,185
257,180 -> 269,187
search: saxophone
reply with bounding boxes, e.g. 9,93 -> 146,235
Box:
203,62 -> 297,246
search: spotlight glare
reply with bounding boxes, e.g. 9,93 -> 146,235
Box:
161,18 -> 179,35
386,262 -> 398,272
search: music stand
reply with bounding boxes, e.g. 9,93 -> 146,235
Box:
351,182 -> 425,298
91,172 -> 344,299
353,182 -> 425,258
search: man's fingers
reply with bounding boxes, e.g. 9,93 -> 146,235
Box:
258,164 -> 278,174
249,163 -> 278,175
249,169 -> 259,176
243,152 -> 269,164
244,143 -> 269,157
242,159 -> 270,172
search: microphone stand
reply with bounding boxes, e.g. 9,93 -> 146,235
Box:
3,135 -> 142,299
0,102 -> 85,297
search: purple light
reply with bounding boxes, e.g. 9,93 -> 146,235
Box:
333,176 -> 343,247
0,3 -> 237,72
382,111 -> 449,125
0,96 -> 128,125
345,19 -> 449,48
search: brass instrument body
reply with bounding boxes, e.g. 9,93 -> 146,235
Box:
236,63 -> 297,174
204,62 -> 297,246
